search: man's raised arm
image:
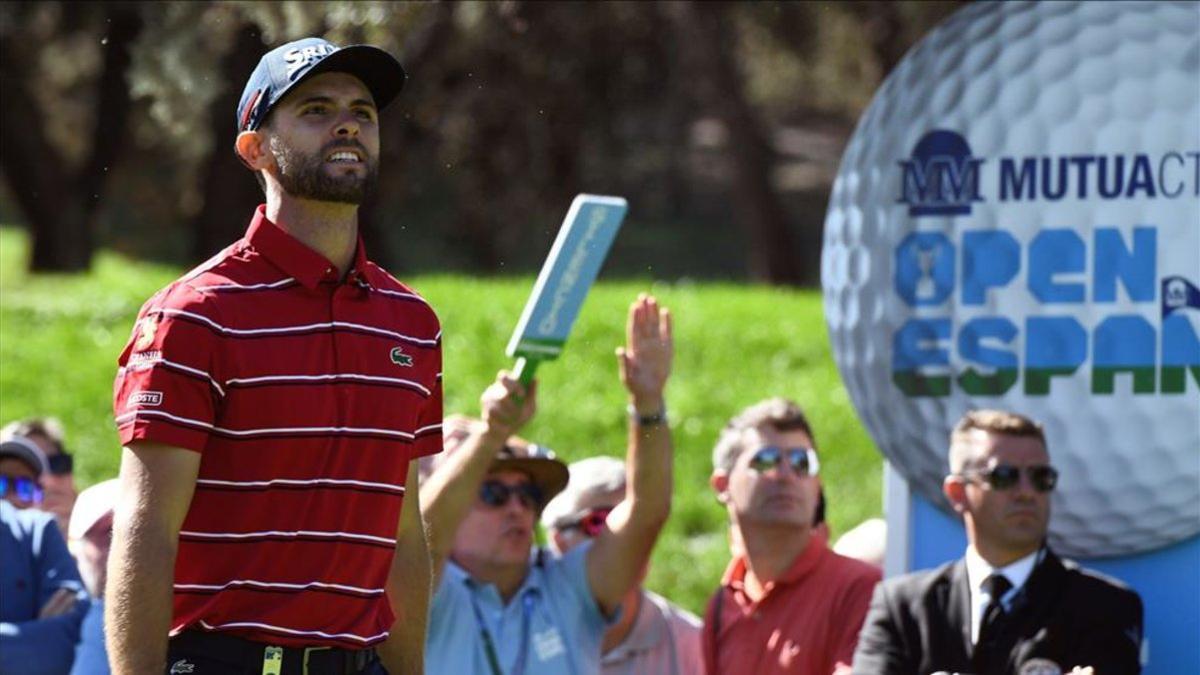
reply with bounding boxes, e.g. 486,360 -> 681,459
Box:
420,373 -> 535,582
586,294 -> 674,615
106,441 -> 199,675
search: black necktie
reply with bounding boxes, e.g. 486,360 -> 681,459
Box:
978,573 -> 1013,646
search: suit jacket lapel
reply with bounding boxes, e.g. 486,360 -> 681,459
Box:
948,559 -> 975,661
1007,548 -> 1067,638
994,547 -> 1069,671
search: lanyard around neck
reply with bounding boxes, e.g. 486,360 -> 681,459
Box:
469,587 -> 537,675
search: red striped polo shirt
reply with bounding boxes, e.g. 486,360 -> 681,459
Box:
112,205 -> 442,648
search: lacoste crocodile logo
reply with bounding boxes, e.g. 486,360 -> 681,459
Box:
390,346 -> 414,367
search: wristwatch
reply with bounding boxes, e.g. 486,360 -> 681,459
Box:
627,404 -> 668,427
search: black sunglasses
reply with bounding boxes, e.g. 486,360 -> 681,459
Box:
48,453 -> 73,476
479,480 -> 543,510
748,446 -> 820,477
961,464 -> 1058,493
0,475 -> 44,504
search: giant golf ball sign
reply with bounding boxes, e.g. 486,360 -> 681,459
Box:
822,1 -> 1199,558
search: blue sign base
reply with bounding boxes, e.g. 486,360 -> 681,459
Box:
905,489 -> 1200,674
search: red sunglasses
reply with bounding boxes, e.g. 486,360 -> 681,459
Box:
568,507 -> 614,538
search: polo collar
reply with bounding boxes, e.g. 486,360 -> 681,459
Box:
964,545 -> 1041,600
245,205 -> 374,291
723,529 -> 830,594
447,548 -> 546,606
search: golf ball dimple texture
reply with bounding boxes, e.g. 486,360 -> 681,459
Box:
823,1 -> 1200,558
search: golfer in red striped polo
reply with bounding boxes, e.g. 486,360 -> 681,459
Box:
108,38 -> 433,675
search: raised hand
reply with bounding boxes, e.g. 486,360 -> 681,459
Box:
480,370 -> 537,440
616,293 -> 673,409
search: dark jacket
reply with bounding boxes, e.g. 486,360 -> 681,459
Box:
851,548 -> 1143,675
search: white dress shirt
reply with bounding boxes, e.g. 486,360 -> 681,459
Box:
964,546 -> 1042,644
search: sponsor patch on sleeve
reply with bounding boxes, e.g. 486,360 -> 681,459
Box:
128,391 -> 164,408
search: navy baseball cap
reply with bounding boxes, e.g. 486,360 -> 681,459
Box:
237,37 -> 406,133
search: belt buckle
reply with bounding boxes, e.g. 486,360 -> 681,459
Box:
302,645 -> 332,675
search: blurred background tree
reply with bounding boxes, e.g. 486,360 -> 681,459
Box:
0,0 -> 962,283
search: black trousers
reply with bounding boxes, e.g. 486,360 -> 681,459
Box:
165,630 -> 384,675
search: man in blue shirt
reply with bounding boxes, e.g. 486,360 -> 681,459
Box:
1,436 -> 89,675
421,295 -> 675,674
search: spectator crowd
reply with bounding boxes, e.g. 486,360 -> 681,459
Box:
1,383 -> 1145,675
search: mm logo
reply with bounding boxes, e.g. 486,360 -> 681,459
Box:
390,346 -> 413,367
898,130 -> 984,217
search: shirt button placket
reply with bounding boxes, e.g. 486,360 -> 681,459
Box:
329,278 -> 347,427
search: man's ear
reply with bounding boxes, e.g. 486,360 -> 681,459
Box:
711,471 -> 730,503
235,130 -> 272,171
943,475 -> 967,514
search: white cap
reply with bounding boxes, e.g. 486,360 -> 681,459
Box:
541,456 -> 627,531
68,478 -> 120,541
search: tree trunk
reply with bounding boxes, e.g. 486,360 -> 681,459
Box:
189,21 -> 267,260
670,2 -> 801,285
0,3 -> 140,272
845,1 -> 906,79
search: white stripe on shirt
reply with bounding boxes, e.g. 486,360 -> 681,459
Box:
176,579 -> 384,595
192,278 -> 296,292
196,477 -> 405,494
224,373 -> 431,396
179,529 -> 395,546
156,309 -> 439,346
119,357 -> 226,397
197,619 -> 388,644
116,411 -> 419,441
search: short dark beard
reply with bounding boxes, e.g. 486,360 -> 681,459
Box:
269,137 -> 378,204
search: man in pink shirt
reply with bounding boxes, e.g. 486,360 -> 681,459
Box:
703,398 -> 881,675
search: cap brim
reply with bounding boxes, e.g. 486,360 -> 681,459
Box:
294,44 -> 406,112
492,457 -> 570,506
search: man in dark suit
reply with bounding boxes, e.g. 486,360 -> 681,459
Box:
851,410 -> 1143,675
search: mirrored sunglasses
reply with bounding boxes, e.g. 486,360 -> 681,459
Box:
0,475 -> 44,504
567,507 -> 614,538
479,480 -> 543,510
962,464 -> 1058,493
749,446 -> 820,477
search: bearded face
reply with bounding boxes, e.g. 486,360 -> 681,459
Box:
269,134 -> 378,205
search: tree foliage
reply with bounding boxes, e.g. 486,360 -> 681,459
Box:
0,1 -> 961,282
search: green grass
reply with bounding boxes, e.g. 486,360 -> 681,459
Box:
0,226 -> 882,614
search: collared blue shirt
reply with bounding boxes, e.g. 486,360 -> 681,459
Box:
0,501 -> 88,675
427,542 -> 615,675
